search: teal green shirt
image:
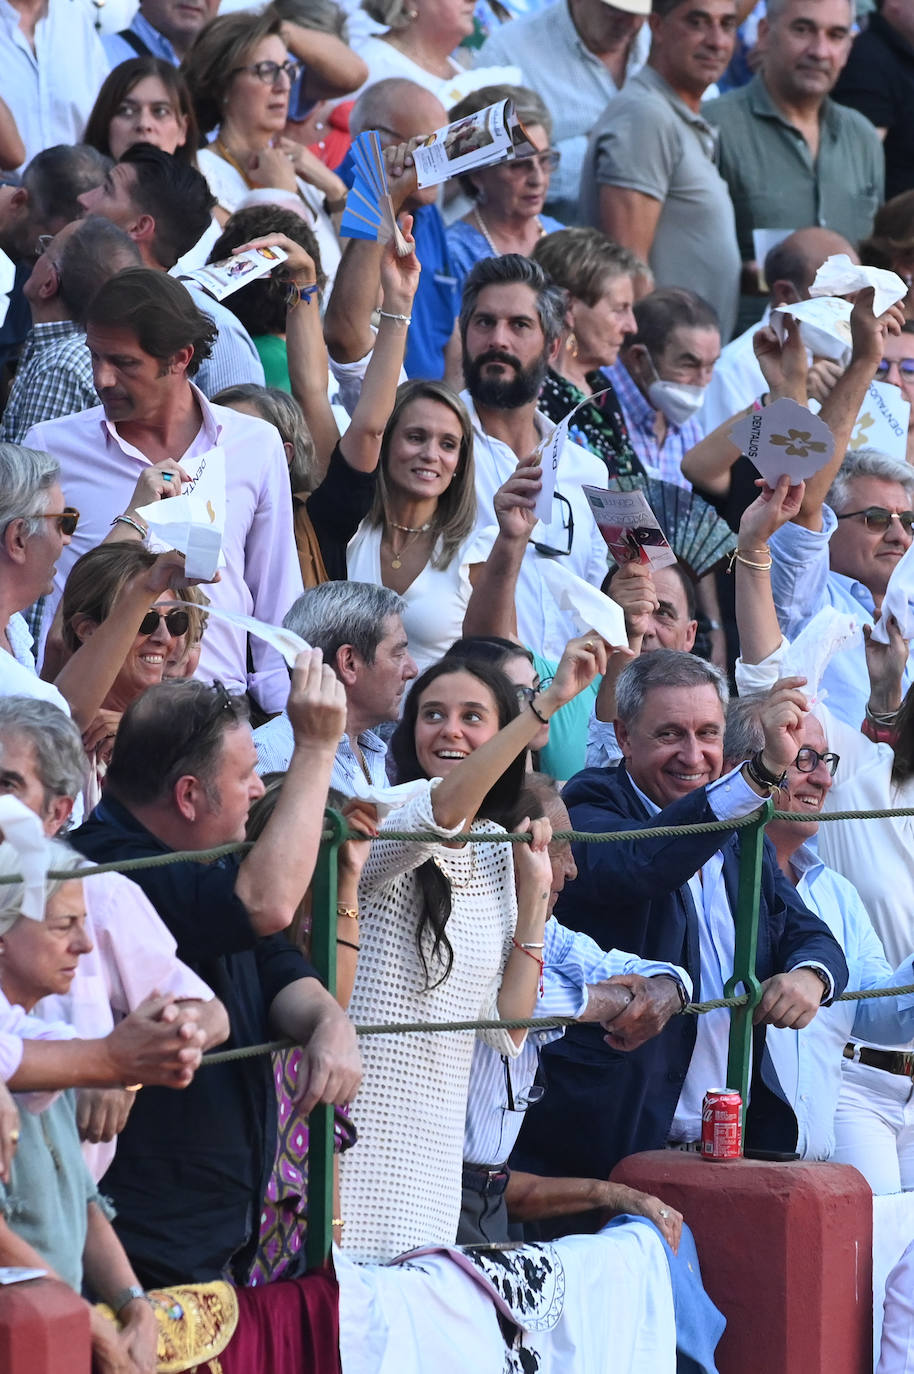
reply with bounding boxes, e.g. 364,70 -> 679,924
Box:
532,652 -> 600,782
703,75 -> 884,263
254,334 -> 291,393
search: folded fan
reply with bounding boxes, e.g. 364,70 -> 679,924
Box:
608,475 -> 737,578
340,131 -> 410,255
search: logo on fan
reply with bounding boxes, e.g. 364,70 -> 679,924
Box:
769,429 -> 830,459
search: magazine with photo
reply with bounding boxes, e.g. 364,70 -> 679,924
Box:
179,244 -> 288,302
412,99 -> 536,189
583,485 -> 677,571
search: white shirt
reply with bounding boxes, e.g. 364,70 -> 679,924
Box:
349,34 -> 521,109
37,868 -> 214,1180
698,306 -> 770,436
463,392 -> 609,661
25,386 -> 304,712
0,984 -> 75,1083
254,716 -> 390,793
0,0 -> 109,169
0,612 -> 70,715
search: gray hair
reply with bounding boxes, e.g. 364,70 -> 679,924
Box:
58,215 -> 141,327
22,144 -> 111,233
0,837 -> 86,934
0,444 -> 61,541
360,0 -> 412,30
448,84 -> 552,140
615,649 -> 729,725
826,447 -> 914,514
459,254 -> 567,350
0,698 -> 88,805
283,582 -> 406,668
723,693 -> 766,764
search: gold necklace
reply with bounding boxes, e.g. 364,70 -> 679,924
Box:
388,526 -> 426,570
211,138 -> 255,189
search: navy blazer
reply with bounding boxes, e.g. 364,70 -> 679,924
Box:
513,765 -> 849,1179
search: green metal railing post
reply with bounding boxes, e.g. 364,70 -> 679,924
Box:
306,808 -> 345,1270
724,800 -> 772,1131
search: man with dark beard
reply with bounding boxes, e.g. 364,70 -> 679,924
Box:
459,255 -> 610,661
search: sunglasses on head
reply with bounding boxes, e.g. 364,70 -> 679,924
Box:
138,608 -> 190,637
835,507 -> 914,534
37,507 -> 79,536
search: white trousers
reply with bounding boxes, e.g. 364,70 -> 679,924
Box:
831,1058 -> 914,1195
878,1240 -> 914,1374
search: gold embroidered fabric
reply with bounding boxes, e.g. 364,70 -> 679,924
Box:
96,1280 -> 238,1373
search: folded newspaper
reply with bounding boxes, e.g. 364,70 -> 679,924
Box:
178,244 -> 288,302
583,486 -> 677,571
412,99 -> 536,190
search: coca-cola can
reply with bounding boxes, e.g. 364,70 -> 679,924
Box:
701,1088 -> 743,1161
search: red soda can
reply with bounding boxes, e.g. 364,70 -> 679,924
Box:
701,1088 -> 743,1160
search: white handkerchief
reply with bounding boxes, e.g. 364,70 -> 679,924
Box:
538,559 -> 628,648
165,599 -> 311,666
344,775 -> 428,818
871,539 -> 914,643
809,254 -> 908,317
0,796 -> 49,922
532,386 -> 614,524
771,297 -> 853,366
728,396 -> 835,485
779,608 -> 861,702
135,494 -> 224,580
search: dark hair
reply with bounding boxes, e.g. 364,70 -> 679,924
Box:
893,686 -> 914,785
459,253 -> 566,351
57,215 -> 141,326
390,658 -> 526,987
507,771 -> 560,831
61,541 -> 159,654
181,9 -> 286,135
106,679 -> 250,809
22,144 -> 111,232
626,287 -> 720,358
84,57 -> 199,164
85,267 -> 217,376
445,635 -> 535,670
118,143 -> 215,268
860,191 -> 914,271
208,205 -> 325,336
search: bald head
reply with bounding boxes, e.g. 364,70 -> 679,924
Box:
350,78 -> 447,143
764,227 -> 859,307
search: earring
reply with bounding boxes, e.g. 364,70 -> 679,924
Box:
405,6 -> 418,17
567,331 -> 579,360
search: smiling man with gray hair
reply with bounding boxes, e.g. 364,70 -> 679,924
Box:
254,581 -> 418,784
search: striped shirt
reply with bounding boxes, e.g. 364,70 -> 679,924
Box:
254,712 -> 389,795
605,361 -> 702,491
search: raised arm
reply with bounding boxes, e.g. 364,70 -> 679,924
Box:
462,451 -> 542,639
234,649 -> 347,933
338,217 -> 421,472
795,289 -> 904,529
279,20 -> 369,99
734,475 -> 805,665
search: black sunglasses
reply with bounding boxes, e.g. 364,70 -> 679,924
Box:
835,507 -> 914,534
139,608 -> 190,637
533,491 -> 574,557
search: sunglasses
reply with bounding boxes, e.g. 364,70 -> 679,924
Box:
37,507 -> 79,536
835,507 -> 914,534
138,608 -> 190,637
793,747 -> 839,777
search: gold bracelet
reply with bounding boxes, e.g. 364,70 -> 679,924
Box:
727,548 -> 773,573
336,904 -> 359,920
331,1217 -> 345,1229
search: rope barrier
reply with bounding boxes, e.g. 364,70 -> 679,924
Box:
198,981 -> 914,1065
9,803 -> 914,885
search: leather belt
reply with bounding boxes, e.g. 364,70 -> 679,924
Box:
462,1162 -> 510,1196
844,1043 -> 914,1077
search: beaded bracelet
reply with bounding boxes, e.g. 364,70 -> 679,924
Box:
111,514 -> 147,539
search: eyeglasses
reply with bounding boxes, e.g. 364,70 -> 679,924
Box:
533,491 -> 574,557
231,59 -> 302,85
503,1054 -> 546,1112
793,747 -> 840,777
835,507 -> 914,534
138,608 -> 190,637
505,149 -> 561,175
875,358 -> 914,381
35,233 -> 54,257
36,507 -> 79,536
514,677 -> 553,709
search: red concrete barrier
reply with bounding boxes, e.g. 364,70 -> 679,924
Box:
0,1278 -> 90,1374
612,1151 -> 873,1374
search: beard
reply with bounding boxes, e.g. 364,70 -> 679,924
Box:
464,345 -> 551,410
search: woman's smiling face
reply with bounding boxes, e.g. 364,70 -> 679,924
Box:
414,669 -> 500,778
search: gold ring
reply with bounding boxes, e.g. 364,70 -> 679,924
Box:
584,639 -> 595,651
9,1129 -> 19,1143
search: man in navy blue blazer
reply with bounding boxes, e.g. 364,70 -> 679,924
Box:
514,650 -> 849,1182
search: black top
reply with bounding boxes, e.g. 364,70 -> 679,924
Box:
306,441 -> 378,581
71,796 -> 317,1286
834,13 -> 914,200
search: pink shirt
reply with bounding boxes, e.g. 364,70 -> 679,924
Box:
25,386 -> 304,712
37,869 -> 215,1180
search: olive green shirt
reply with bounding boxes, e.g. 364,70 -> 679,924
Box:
703,75 -> 884,262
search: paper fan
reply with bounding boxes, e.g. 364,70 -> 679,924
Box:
608,475 -> 736,578
340,131 -> 409,255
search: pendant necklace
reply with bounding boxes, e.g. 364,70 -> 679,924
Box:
387,516 -> 430,569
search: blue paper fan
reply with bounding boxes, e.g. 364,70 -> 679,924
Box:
340,131 -> 409,254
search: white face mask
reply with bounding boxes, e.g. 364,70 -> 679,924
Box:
644,352 -> 707,427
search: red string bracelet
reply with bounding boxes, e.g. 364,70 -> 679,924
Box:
512,936 -> 545,997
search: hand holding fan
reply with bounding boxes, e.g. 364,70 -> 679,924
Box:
340,132 -> 411,256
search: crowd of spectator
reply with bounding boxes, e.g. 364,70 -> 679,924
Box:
1,0 -> 914,1366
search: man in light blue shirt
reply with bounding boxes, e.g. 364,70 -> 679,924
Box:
725,699 -> 914,1163
769,447 -> 914,726
255,582 -> 418,789
104,0 -> 218,68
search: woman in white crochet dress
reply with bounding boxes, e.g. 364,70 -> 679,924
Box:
339,635 -> 608,1262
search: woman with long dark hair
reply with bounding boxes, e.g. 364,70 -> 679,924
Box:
338,635 -> 607,1261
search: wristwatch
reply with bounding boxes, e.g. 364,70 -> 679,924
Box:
111,1284 -> 150,1316
806,966 -> 832,1003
